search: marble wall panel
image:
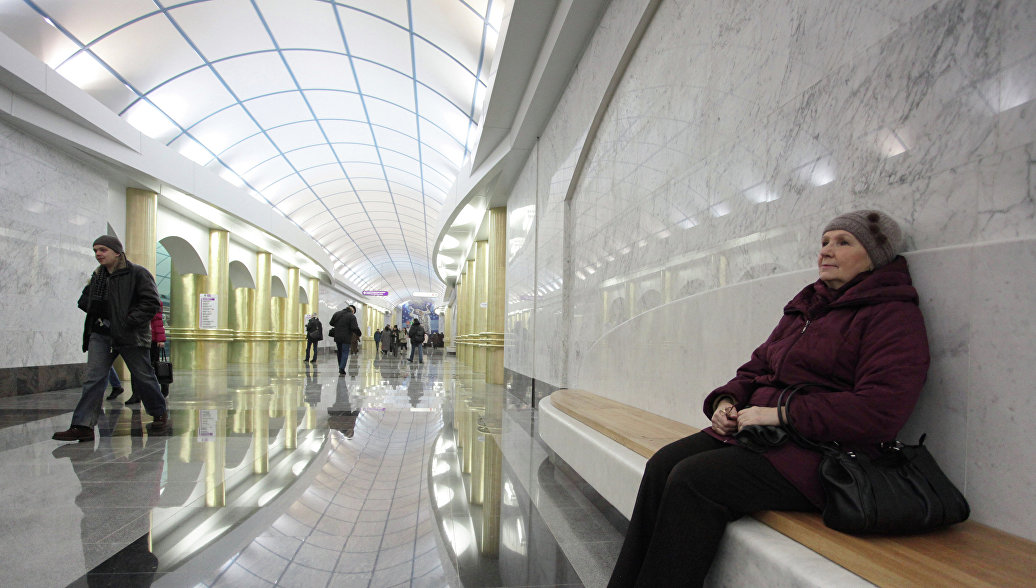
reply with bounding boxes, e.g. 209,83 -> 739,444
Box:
504,159 -> 538,377
0,119 -> 110,371
965,239 -> 1036,538
504,0 -> 1036,537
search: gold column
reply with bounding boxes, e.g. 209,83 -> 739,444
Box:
486,208 -> 506,384
460,389 -> 474,474
307,277 -> 320,359
167,271 -> 202,370
468,396 -> 486,504
203,408 -> 228,507
253,393 -> 271,474
464,258 -> 477,366
120,188 -> 158,380
444,302 -> 452,350
285,266 -> 302,361
480,429 -> 502,555
271,295 -> 288,360
253,252 -> 273,362
228,286 -> 255,363
281,379 -> 298,449
453,279 -> 464,360
474,240 -> 489,374
166,232 -> 235,370
125,189 -> 158,274
197,229 -> 232,369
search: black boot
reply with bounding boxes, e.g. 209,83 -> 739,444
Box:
106,386 -> 124,400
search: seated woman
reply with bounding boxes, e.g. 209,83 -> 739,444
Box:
608,210 -> 930,587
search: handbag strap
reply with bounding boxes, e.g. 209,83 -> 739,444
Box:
160,346 -> 168,361
777,384 -> 840,455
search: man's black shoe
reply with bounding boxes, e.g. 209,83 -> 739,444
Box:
52,426 -> 94,442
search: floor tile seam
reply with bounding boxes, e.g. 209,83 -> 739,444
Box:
217,559 -> 271,587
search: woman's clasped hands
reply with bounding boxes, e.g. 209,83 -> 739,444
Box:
711,402 -> 780,436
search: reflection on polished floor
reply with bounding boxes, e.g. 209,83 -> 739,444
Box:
0,349 -> 621,587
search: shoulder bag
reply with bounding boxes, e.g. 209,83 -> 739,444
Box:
155,347 -> 173,384
778,384 -> 969,535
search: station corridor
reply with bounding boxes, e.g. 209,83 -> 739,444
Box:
0,350 -> 620,587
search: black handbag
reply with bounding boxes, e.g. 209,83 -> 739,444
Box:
733,424 -> 788,453
328,327 -> 336,338
778,384 -> 969,535
155,347 -> 173,384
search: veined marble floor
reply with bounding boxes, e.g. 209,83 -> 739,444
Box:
0,349 -> 622,587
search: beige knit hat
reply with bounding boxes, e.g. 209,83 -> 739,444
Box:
823,210 -> 902,269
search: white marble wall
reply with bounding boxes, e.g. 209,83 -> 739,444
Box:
505,0 -> 1036,539
0,119 -> 114,368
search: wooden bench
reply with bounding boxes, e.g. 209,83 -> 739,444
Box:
548,388 -> 1036,587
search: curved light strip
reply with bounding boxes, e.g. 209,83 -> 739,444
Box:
6,0 -> 501,305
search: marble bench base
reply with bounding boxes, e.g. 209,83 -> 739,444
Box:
538,395 -> 872,587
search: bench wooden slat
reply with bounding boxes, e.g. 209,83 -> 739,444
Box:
551,388 -> 698,458
550,389 -> 1036,588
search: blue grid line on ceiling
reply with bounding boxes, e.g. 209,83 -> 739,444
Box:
151,0 -> 400,298
462,0 -> 495,161
332,1 -> 424,290
188,99 -> 465,184
406,0 -> 430,292
119,51 -> 478,147
250,0 -> 414,296
24,0 -> 494,303
22,0 -> 267,201
272,165 -> 450,211
322,0 -> 494,80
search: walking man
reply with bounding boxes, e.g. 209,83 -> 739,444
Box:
330,305 -> 361,375
53,236 -> 170,442
305,314 -> 323,362
408,319 -> 426,364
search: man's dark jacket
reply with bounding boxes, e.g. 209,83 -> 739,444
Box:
306,317 -> 323,341
78,261 -> 160,351
329,308 -> 361,344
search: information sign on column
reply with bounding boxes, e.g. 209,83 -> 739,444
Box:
199,294 -> 218,329
198,409 -> 218,442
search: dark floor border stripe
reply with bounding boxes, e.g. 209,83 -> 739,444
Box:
0,363 -> 86,397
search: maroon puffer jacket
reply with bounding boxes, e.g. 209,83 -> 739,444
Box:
702,256 -> 930,507
150,302 -> 166,343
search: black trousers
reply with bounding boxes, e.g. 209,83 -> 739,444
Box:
608,431 -> 814,588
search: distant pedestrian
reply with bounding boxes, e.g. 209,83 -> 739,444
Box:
329,305 -> 361,375
408,319 -> 426,364
305,315 -> 323,363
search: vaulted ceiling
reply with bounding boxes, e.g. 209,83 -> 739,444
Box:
0,0 -> 504,303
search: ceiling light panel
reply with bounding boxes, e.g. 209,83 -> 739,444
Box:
256,0 -> 343,53
144,69 -> 236,127
287,53 -> 359,92
354,61 -> 416,110
91,21 -> 202,105
339,11 -> 412,76
220,133 -> 280,173
170,0 -> 272,61
304,90 -> 365,120
31,0 -> 150,43
299,165 -> 347,187
243,92 -> 312,129
3,0 -> 501,304
213,54 -> 296,100
284,145 -> 337,170
412,1 -> 483,70
321,119 -> 376,145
